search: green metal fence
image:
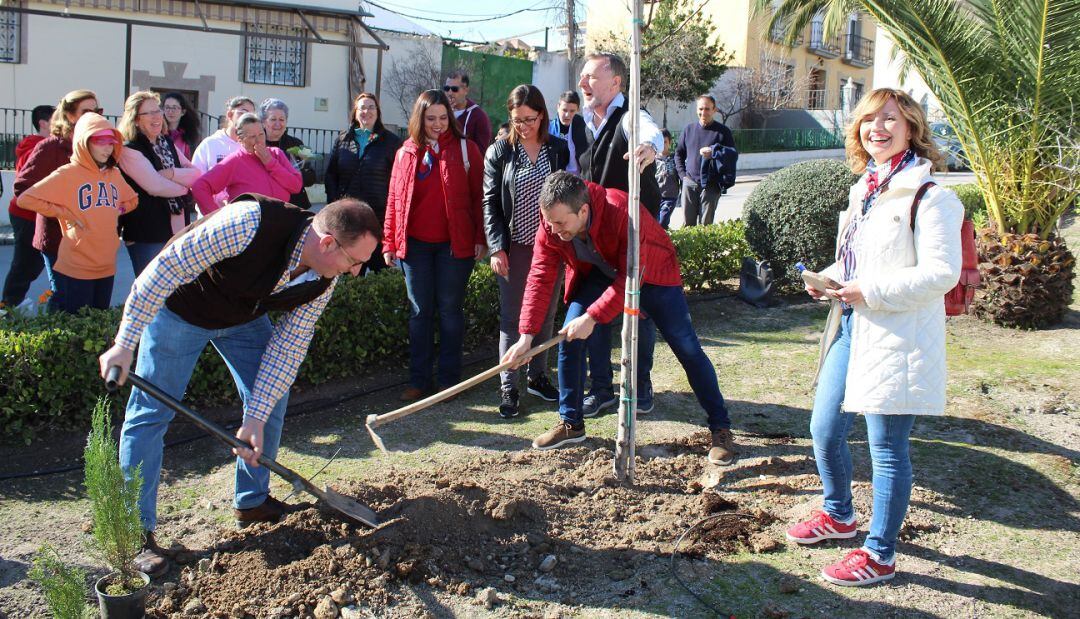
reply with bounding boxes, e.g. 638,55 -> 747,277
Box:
731,128 -> 844,153
441,46 -> 533,130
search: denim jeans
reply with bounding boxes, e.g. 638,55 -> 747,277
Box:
400,238 -> 475,390
119,307 -> 289,531
127,241 -> 168,278
41,251 -> 58,292
557,270 -> 730,429
2,216 -> 45,306
657,198 -> 678,230
810,309 -> 916,562
49,271 -> 113,313
497,242 -> 559,390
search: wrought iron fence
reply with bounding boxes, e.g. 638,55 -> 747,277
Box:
845,34 -> 874,65
3,107 -> 340,172
809,23 -> 842,56
732,128 -> 845,153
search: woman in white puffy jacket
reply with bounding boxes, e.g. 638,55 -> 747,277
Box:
784,89 -> 963,587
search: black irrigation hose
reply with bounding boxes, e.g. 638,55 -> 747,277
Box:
0,371 -> 422,482
670,511 -> 757,618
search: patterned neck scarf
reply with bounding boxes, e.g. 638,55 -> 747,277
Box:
839,149 -> 916,288
862,149 -> 915,214
151,134 -> 183,215
416,145 -> 437,181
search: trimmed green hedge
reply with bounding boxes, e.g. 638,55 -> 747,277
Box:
0,220 -> 747,442
743,159 -> 858,290
951,183 -> 989,229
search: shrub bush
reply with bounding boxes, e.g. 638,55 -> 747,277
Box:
951,183 -> 989,228
742,159 -> 858,289
0,224 -> 746,442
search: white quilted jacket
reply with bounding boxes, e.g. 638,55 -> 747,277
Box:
816,158 -> 964,416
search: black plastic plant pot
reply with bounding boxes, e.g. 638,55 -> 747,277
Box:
94,571 -> 150,619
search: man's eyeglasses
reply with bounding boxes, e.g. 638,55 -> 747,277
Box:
334,237 -> 364,268
442,85 -> 461,93
511,116 -> 540,126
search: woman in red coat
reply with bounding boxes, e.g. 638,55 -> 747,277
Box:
383,89 -> 485,401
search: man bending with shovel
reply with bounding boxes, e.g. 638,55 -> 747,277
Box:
98,193 -> 380,577
503,172 -> 737,464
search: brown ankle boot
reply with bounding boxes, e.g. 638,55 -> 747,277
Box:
708,428 -> 737,466
132,531 -> 169,578
234,496 -> 297,528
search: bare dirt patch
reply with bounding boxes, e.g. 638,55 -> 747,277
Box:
150,439 -> 777,618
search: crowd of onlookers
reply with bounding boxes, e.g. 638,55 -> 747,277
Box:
5,53 -> 967,588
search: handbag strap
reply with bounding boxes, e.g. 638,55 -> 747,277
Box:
909,181 -> 937,231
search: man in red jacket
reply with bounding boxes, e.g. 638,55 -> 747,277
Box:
2,104 -> 54,307
503,172 -> 737,464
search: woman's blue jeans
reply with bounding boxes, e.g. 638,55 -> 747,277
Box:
119,307 -> 289,531
811,309 -> 916,562
127,241 -> 168,278
400,238 -> 475,390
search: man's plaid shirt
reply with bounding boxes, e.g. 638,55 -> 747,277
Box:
116,200 -> 336,422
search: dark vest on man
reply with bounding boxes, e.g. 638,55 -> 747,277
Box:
119,132 -> 193,243
578,99 -> 662,216
165,194 -> 333,329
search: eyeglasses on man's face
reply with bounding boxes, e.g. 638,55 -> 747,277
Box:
334,237 -> 364,268
442,85 -> 461,93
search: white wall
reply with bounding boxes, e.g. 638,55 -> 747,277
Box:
2,9 -> 365,133
874,30 -> 943,120
2,15 -> 128,115
362,32 -> 443,129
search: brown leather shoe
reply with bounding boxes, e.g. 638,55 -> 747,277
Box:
132,531 -> 169,578
532,421 -> 586,450
234,496 -> 297,528
708,429 -> 737,466
399,386 -> 426,402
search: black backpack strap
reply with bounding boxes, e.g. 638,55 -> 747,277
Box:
909,181 -> 937,231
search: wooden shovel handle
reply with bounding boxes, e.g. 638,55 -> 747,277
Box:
366,334 -> 565,429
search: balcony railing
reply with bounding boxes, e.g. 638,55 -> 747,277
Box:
843,33 -> 874,67
807,88 -> 829,110
808,23 -> 841,58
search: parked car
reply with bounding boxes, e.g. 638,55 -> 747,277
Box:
931,122 -> 968,170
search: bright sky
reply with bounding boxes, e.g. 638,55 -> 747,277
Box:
362,0 -> 573,46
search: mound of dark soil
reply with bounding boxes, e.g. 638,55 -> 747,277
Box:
150,435 -> 777,617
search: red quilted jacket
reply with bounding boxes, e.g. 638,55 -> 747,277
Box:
520,181 -> 683,334
383,133 -> 485,260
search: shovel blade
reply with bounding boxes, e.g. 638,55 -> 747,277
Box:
309,485 -> 379,528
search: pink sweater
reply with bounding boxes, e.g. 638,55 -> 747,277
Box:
191,147 -> 302,214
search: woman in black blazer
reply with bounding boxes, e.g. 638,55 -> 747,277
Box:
324,92 -> 403,273
482,84 -> 571,419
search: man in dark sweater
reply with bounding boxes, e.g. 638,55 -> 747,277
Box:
675,95 -> 735,226
98,195 -> 381,577
445,69 -> 493,150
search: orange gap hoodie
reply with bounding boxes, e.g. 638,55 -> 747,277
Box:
17,113 -> 138,280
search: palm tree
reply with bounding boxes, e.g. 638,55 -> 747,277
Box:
755,0 -> 1078,328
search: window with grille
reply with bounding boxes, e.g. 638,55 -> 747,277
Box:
1,5 -> 21,64
244,23 -> 306,87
